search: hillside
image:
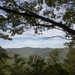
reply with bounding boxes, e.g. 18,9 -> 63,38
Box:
6,47 -> 68,58
6,47 -> 52,57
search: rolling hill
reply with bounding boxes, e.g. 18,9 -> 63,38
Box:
6,47 -> 68,59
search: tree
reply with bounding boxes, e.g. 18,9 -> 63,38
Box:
23,55 -> 69,75
44,63 -> 69,75
47,49 -> 62,64
64,47 -> 75,75
64,36 -> 75,75
26,55 -> 45,75
9,54 -> 26,75
0,46 -> 10,75
0,0 -> 75,40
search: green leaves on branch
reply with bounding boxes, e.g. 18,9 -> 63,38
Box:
0,0 -> 75,40
0,33 -> 12,40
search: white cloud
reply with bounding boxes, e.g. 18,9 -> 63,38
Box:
0,27 -> 68,48
1,36 -> 69,48
0,0 -> 70,48
11,27 -> 65,39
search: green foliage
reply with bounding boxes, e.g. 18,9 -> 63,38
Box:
45,63 -> 69,75
9,54 -> 26,75
0,46 -> 10,75
0,47 -> 70,75
0,46 -> 9,63
47,49 -> 61,64
0,0 -> 75,39
64,47 -> 75,75
26,55 -> 45,75
1,45 -> 75,75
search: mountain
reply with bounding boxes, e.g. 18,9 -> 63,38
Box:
6,47 -> 68,58
6,47 -> 52,57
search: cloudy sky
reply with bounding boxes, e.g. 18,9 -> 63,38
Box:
0,0 -> 70,48
0,28 -> 70,48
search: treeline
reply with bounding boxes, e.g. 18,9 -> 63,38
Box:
0,46 -> 75,75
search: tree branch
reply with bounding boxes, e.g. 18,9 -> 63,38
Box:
0,6 -> 75,36
32,23 -> 55,28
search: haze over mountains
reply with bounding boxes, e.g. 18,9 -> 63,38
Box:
6,47 -> 68,59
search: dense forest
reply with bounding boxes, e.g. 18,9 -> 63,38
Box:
0,46 -> 75,75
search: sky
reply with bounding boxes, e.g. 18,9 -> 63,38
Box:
0,28 -> 70,48
0,0 -> 70,48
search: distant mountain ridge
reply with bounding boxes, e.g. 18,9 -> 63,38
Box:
6,47 -> 68,58
6,47 -> 52,57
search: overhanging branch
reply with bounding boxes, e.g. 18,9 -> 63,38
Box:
0,6 -> 75,36
32,23 -> 54,28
